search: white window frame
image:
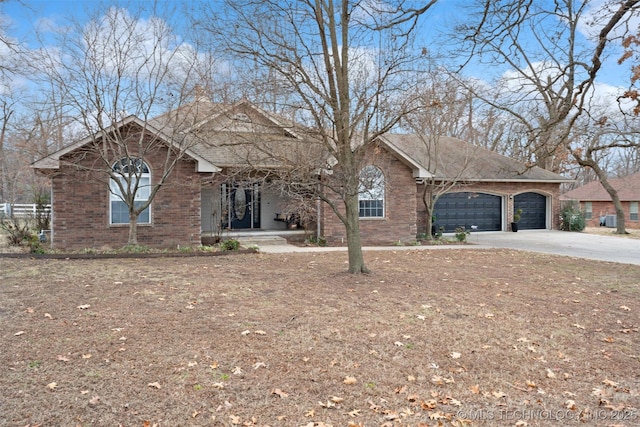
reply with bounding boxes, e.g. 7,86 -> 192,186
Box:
584,201 -> 592,220
110,158 -> 151,225
358,165 -> 385,218
631,201 -> 638,221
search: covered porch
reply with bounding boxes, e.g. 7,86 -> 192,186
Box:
200,180 -> 317,245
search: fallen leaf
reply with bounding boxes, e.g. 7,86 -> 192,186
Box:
188,361 -> 198,367
565,399 -> 577,410
343,376 -> 357,385
82,354 -> 92,359
229,414 -> 241,425
319,400 -> 336,408
89,395 -> 100,405
450,398 -> 463,406
212,382 -> 225,389
253,361 -> 266,370
331,396 -> 344,403
232,366 -> 242,375
421,399 -> 437,410
470,384 -> 480,394
428,411 -> 447,420
56,355 -> 70,362
450,352 -> 462,359
147,382 -> 162,389
272,388 -> 288,398
431,375 -> 454,385
492,391 -> 507,399
602,379 -> 619,387
347,409 -> 360,417
46,382 -> 57,390
305,409 -> 315,417
395,385 -> 407,394
546,368 -> 557,379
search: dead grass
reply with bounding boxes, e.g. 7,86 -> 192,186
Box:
583,227 -> 640,240
1,249 -> 639,426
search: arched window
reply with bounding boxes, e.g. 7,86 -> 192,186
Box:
110,157 -> 151,224
358,165 -> 384,218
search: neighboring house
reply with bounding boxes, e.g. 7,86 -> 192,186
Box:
32,99 -> 571,250
560,171 -> 640,227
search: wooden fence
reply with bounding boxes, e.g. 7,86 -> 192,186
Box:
0,203 -> 51,218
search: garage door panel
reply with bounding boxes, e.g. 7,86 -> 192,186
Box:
434,192 -> 502,232
514,193 -> 546,230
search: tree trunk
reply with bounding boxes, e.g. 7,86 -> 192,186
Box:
344,192 -> 369,274
422,184 -> 434,238
613,198 -> 627,235
128,212 -> 139,246
578,158 -> 627,235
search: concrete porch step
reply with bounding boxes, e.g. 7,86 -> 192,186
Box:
235,235 -> 289,247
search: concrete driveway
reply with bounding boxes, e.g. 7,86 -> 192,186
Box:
260,230 -> 640,266
471,230 -> 640,266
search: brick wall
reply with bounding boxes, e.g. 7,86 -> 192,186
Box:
581,201 -> 640,227
322,146 -> 417,246
51,133 -> 201,250
321,143 -> 563,245
417,182 -> 563,233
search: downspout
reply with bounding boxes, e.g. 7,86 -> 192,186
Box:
316,180 -> 322,239
49,185 -> 54,249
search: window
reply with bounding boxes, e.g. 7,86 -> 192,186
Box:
110,158 -> 150,224
584,201 -> 592,220
359,165 -> 384,218
631,201 -> 638,221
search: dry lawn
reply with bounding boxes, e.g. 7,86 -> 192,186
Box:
1,249 -> 639,426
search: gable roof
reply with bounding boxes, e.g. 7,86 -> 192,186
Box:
32,99 -> 573,183
561,171 -> 640,201
32,115 -> 220,173
379,134 -> 572,182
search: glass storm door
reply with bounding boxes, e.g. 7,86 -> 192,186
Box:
223,183 -> 260,229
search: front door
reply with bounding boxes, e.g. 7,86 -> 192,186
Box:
223,183 -> 260,229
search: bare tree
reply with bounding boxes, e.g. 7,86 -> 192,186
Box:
33,5 -> 213,246
619,27 -> 640,115
569,111 -> 640,233
401,71 -> 477,237
197,0 -> 435,273
451,0 -> 640,234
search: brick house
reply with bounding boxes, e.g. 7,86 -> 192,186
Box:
560,171 -> 640,228
33,99 -> 571,250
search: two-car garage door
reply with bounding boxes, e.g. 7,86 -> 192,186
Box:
433,192 -> 547,232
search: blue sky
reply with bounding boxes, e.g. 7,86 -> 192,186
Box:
0,0 -> 633,91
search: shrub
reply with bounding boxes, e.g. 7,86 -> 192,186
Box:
0,216 -> 33,246
221,239 -> 240,251
560,202 -> 585,231
305,235 -> 327,246
454,226 -> 470,242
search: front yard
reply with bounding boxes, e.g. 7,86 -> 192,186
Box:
1,249 -> 638,426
